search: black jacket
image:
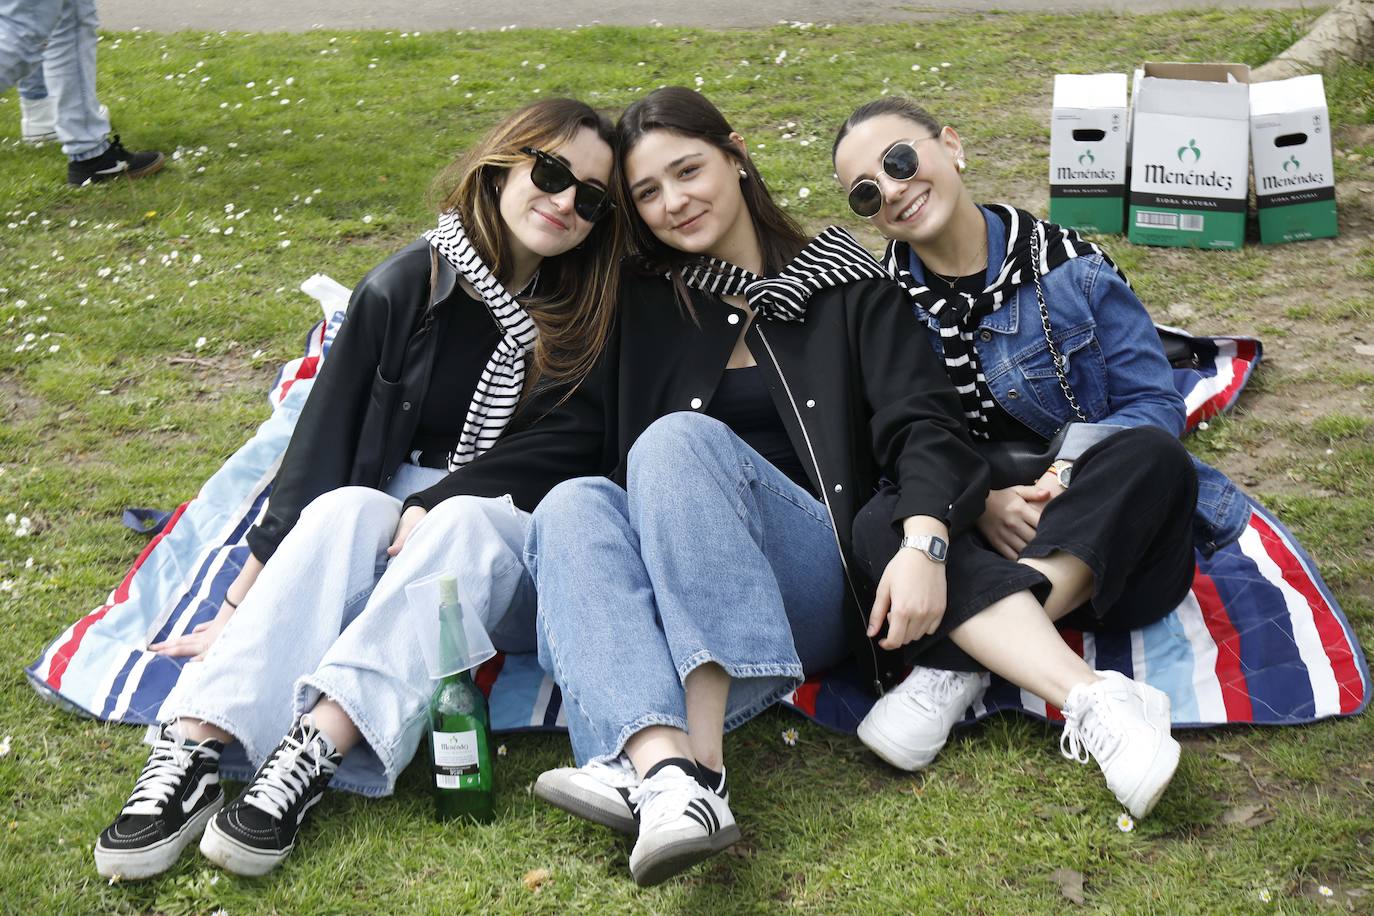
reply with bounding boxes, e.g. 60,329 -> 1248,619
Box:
409,267 -> 989,692
247,239 -> 474,562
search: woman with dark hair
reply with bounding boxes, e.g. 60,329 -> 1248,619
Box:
831,97 -> 1249,819
93,97 -> 622,880
524,87 -> 988,885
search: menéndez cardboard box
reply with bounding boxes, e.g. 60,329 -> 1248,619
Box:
1050,74 -> 1128,234
1128,62 -> 1250,250
1251,74 -> 1338,244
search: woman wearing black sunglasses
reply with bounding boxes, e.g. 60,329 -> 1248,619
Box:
832,97 -> 1250,820
94,98 -> 623,881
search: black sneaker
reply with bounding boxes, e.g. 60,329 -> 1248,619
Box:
198,715 -> 341,876
67,134 -> 165,186
94,723 -> 225,880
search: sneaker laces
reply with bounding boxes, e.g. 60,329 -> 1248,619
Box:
242,717 -> 335,821
1060,688 -> 1123,765
626,766 -> 702,833
121,726 -> 213,817
586,754 -> 639,789
896,667 -> 976,716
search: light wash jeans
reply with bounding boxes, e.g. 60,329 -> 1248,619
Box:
526,413 -> 849,767
0,0 -> 110,159
156,464 -> 537,797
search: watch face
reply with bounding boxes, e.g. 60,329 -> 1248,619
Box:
929,537 -> 948,561
1058,465 -> 1073,488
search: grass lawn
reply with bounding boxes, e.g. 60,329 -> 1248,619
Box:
3,8 -> 1374,912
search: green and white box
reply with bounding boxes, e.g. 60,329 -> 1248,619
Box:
1128,62 -> 1251,250
1251,74 -> 1337,244
1050,73 -> 1128,234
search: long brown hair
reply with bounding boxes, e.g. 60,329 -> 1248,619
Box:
431,97 -> 623,389
614,88 -> 808,296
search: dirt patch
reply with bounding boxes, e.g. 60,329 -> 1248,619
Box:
0,372 -> 44,425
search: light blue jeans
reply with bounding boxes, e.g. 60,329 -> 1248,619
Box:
0,0 -> 110,159
157,464 -> 537,796
526,413 -> 849,767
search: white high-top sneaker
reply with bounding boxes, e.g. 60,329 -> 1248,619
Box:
20,96 -> 57,144
1060,670 -> 1181,818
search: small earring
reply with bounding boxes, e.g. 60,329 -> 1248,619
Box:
956,157 -> 967,173
738,168 -> 748,179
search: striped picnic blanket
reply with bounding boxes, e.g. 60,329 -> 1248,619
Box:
26,278 -> 1369,733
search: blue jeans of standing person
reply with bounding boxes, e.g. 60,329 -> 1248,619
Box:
0,0 -> 111,159
157,463 -> 538,797
525,413 -> 849,767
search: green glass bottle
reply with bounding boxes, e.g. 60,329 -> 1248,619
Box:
427,577 -> 495,823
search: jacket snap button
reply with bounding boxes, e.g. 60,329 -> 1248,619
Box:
1007,389 -> 1019,400
833,483 -> 843,493
806,399 -> 816,408
690,397 -> 703,409
979,330 -> 992,342
401,400 -> 412,411
727,313 -> 740,325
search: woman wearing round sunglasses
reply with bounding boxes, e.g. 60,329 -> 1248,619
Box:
832,97 -> 1248,820
94,98 -> 623,880
522,87 -> 987,885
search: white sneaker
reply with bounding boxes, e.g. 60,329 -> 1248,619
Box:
534,755 -> 642,835
627,761 -> 739,887
1060,670 -> 1181,818
856,665 -> 985,771
19,98 -> 110,144
20,96 -> 56,144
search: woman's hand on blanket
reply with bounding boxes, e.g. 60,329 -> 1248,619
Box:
977,485 -> 1052,560
869,548 -> 948,650
388,506 -> 428,557
149,600 -> 236,661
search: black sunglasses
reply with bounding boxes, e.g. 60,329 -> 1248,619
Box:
520,146 -> 615,223
846,136 -> 939,218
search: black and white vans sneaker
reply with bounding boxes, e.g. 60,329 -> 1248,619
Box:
535,756 -> 731,836
94,722 -> 225,880
198,715 -> 340,876
627,759 -> 739,887
67,134 -> 165,186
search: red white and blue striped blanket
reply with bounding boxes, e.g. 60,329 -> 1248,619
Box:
26,279 -> 1369,732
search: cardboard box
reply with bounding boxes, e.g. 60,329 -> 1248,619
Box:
1250,74 -> 1338,244
1128,62 -> 1251,250
1050,74 -> 1128,233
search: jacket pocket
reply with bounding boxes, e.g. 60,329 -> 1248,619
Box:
1014,324 -> 1109,421
353,368 -> 404,486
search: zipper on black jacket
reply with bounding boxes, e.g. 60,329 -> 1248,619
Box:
754,325 -> 885,697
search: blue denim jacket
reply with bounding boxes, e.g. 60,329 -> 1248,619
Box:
903,206 -> 1248,553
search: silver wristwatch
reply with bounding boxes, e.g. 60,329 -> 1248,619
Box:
899,534 -> 948,563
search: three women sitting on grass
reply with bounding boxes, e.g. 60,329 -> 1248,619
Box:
94,87 -> 1246,885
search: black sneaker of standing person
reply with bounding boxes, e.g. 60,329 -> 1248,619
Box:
198,715 -> 341,876
94,723 -> 225,880
67,134 -> 165,186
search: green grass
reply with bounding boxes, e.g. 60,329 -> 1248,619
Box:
3,9 -> 1374,912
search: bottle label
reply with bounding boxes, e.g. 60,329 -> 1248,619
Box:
432,729 -> 480,789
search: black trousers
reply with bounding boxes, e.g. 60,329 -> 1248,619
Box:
852,425 -> 1199,673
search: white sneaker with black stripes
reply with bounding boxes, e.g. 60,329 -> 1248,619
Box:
626,759 -> 739,886
535,755 -> 730,836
